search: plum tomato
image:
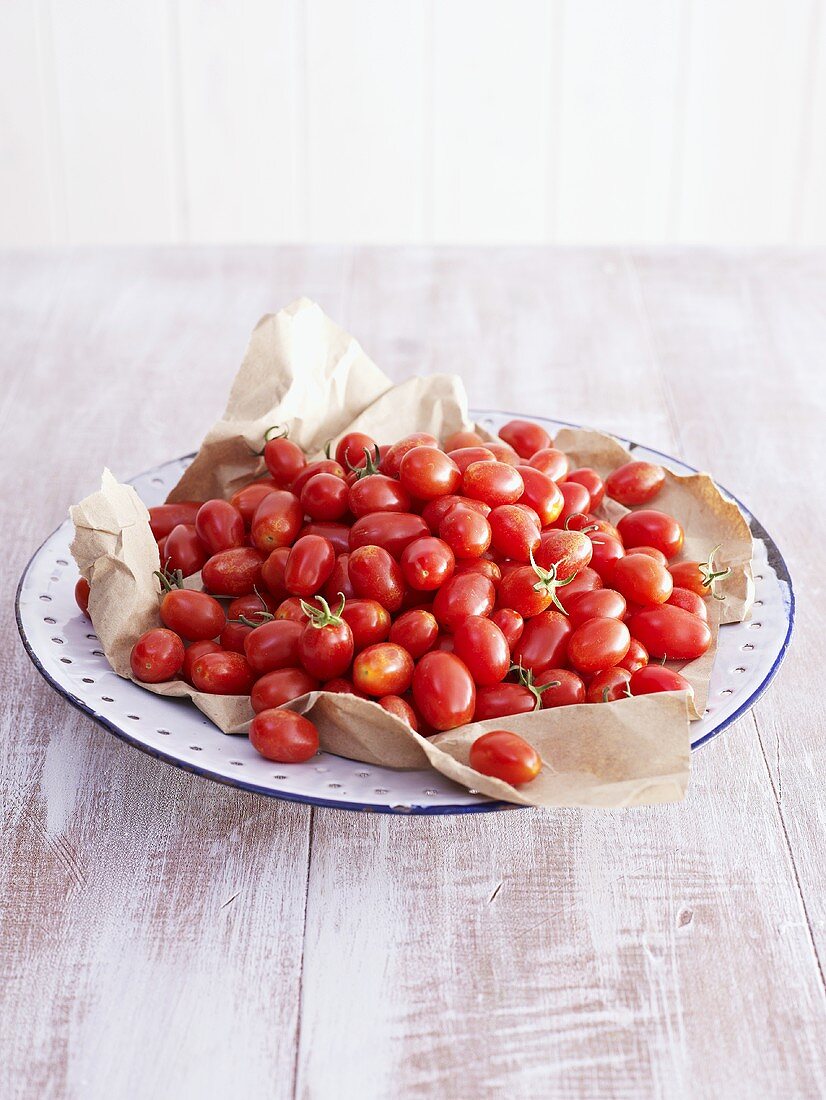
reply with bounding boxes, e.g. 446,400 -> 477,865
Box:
528,448 -> 569,482
605,460 -> 666,506
348,545 -> 405,611
322,677 -> 368,698
349,512 -> 429,557
297,595 -> 354,680
231,482 -> 278,526
263,432 -> 306,486
261,545 -> 291,600
251,667 -> 319,712
300,473 -> 349,522
439,505 -> 492,559
611,554 -> 673,605
496,552 -> 576,618
250,708 -> 319,762
452,616 -> 510,686
75,576 -> 91,615
353,643 -> 414,697
535,528 -> 592,580
586,667 -> 632,703
617,510 -> 684,559
220,620 -> 254,653
516,466 -> 564,526
567,617 -> 631,675
444,428 -> 485,450
227,590 -> 279,623
159,588 -> 225,641
389,608 -> 439,658
556,480 -> 592,526
535,668 -> 586,708
667,587 -> 709,621
291,459 -> 346,498
377,695 -> 418,730
626,545 -> 669,566
335,431 -> 378,471
148,501 -> 202,540
485,440 -> 521,466
566,468 -> 605,510
469,730 -> 542,785
130,628 -> 185,683
244,618 -> 303,674
412,652 -> 476,730
669,546 -> 732,599
587,536 -> 626,584
202,547 -> 266,597
490,608 -> 524,649
498,419 -> 551,459
250,490 -> 303,552
567,588 -> 627,627
275,596 -> 320,623
473,683 -> 536,721
163,523 -> 208,577
380,433 -> 438,478
422,495 -> 490,532
630,665 -> 692,697
513,609 -> 572,673
348,473 -> 411,518
462,461 -> 524,506
447,446 -> 496,473
432,572 -> 496,632
629,605 -> 712,661
190,649 -> 255,695
453,559 -> 502,586
324,553 -> 357,602
195,499 -> 245,554
399,446 -> 461,500
299,522 -> 351,555
181,639 -> 221,684
488,504 -> 541,561
556,566 -> 603,613
284,535 -> 336,597
618,637 -> 649,674
341,598 -> 392,652
400,536 -> 455,591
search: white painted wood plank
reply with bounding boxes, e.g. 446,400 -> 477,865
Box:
430,2 -> 557,243
48,0 -> 179,243
555,0 -> 686,244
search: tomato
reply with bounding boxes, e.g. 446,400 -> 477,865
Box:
488,505 -> 541,561
250,490 -> 303,552
586,667 -> 632,703
249,707 -> 318,762
629,605 -> 711,660
220,620 -> 254,653
669,547 -> 731,598
473,683 -> 536,721
630,665 -> 692,697
349,512 -> 429,557
231,482 -> 278,526
588,536 -> 626,584
490,608 -> 524,649
498,419 -> 551,459
389,608 -> 439,658
335,431 -> 377,471
377,695 -> 418,729
528,448 -> 569,481
284,535 -> 336,597
434,634 -> 455,653
516,466 -> 564,526
567,513 -> 619,540
324,553 -> 357,602
556,566 -> 602,613
398,446 -> 461,500
182,639 -> 221,684
348,474 -> 410,518
353,643 -> 414,696
276,596 -> 320,623
251,667 -> 318,712
412,652 -> 476,730
348,545 -> 405,611
513,609 -> 572,673
296,596 -> 354,679
190,649 -> 255,694
447,446 -> 496,473
432,573 -> 496,632
535,669 -> 586,708
260,545 -> 291,600
567,617 -> 631,675
497,551 -> 576,618
379,433 -> 438,478
566,467 -> 605,510
194,499 -> 245,554
667,587 -> 709,621
453,559 -> 502,586
618,637 -> 648,673
400,536 -> 455,591
605,460 -> 665,506
159,588 -> 225,641
450,616 -> 508,686
439,505 -> 491,559
536,528 -> 592,580
555,480 -> 592,525
148,501 -> 202,540
322,677 -> 368,698
627,545 -> 669,567
299,472 -> 349,522
341,598 -> 392,652
228,591 -> 281,623
462,461 -> 524,506
163,523 -> 208,576
263,433 -> 306,486
617,510 -> 684,559
470,730 -> 542,784
130,628 -> 185,683
244,618 -> 303,674
202,547 -> 265,597
75,576 -> 90,615
299,522 -> 351,555
485,440 -> 521,466
611,554 -> 673,605
444,428 -> 484,450
568,588 -> 626,627
421,494 -> 490,532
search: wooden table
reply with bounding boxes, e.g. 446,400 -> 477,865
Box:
2,248 -> 822,1099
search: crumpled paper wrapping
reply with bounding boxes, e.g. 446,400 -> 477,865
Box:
69,298 -> 754,808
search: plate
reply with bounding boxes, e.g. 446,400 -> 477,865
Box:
16,412 -> 794,814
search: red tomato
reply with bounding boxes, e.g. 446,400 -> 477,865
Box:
299,522 -> 351,555
555,480 -> 592,525
389,609 -> 439,658
291,459 -> 346,498
462,461 -> 524,506
244,619 -> 303,674
516,466 -> 564,526
324,553 -> 356,602
629,605 -> 711,660
226,589 -> 277,621
567,617 -> 631,675
251,667 -> 319,712
190,650 -> 255,694
618,637 -> 648,673
220,620 -> 254,654
434,634 -> 455,653
421,494 -> 490,532
528,448 -> 569,482
348,474 -> 411,518
263,433 -> 306,486
586,667 -> 632,703
630,665 -> 692,697
250,490 -> 303,552
566,467 -> 605,510
297,596 -> 354,679
195,499 -> 245,554
130,628 -> 185,683
536,528 -> 593,580
348,545 -> 405,611
432,573 -> 496,632
447,446 -> 496,473
667,587 -> 709,621
322,678 -> 368,698
378,695 -> 418,729
669,548 -> 731,598
587,536 -> 626,583
473,683 -> 536,721
485,440 -> 521,466
488,505 -> 541,561
490,608 -> 524,649
412,652 -> 476,730
163,523 -> 208,577
400,536 -> 455,591
611,554 -> 673,605
159,588 -> 225,641
497,552 -> 575,618
453,559 -> 502,586
605,461 -> 665,506
469,730 -> 542,784
498,419 -> 551,459
284,535 -> 336,597
75,576 -> 90,615
250,709 -> 319,762
513,609 -> 572,673
275,596 -> 320,623
398,446 -> 461,500
353,643 -> 414,696
261,545 -> 291,600
452,616 -> 510,686
617,510 -> 684,559
380,433 -> 438,478
349,512 -> 429,557
444,429 -> 484,450
341,598 -> 392,652
439,505 -> 492,559
535,668 -> 586,708
148,502 -> 202,540
627,545 -> 669,567
556,566 -> 603,613
335,431 -> 378,471
182,639 -> 221,684
202,547 -> 265,597
231,482 -> 277,526
300,473 -> 349,521
568,588 -> 627,627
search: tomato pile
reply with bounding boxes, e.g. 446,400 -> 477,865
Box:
82,419 -> 728,785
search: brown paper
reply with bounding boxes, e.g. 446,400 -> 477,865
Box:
69,299 -> 752,809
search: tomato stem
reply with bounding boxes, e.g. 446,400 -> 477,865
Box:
235,611 -> 274,628
510,661 -> 560,710
348,445 -> 382,480
300,592 -> 346,628
564,513 -> 598,535
264,424 -> 288,443
528,549 -> 575,615
699,544 -> 732,600
153,566 -> 185,593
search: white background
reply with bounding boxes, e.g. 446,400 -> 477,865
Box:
3,0 -> 826,247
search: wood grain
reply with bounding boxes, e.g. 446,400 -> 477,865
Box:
1,248 -> 823,1099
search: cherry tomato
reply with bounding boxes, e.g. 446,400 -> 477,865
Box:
498,419 -> 551,459
488,505 -> 541,561
669,550 -> 731,597
163,523 -> 208,576
605,461 -> 665,506
250,708 -> 319,762
202,547 -> 265,597
353,643 -> 414,696
251,667 -> 318,712
182,639 -> 221,684
194,499 -> 245,554
490,608 -> 524,649
299,522 -> 351,555
335,431 -> 378,471
190,649 -> 255,694
291,459 -> 346,498
611,554 -> 673,605
398,446 -> 461,500
250,490 -> 303,552
588,536 -> 626,584
349,512 -> 429,558
535,668 -> 586,708
629,605 -> 711,660
555,480 -> 592,525
444,428 -> 484,450
619,637 -> 649,674
244,618 -> 303,674
275,596 -> 320,623
453,559 -> 502,586
299,473 -> 349,522
75,576 -> 90,615
496,556 -> 572,619
528,447 -> 569,481
341,598 -> 392,652
400,536 -> 455,591
452,616 -> 510,686
439,505 -> 491,559
377,695 -> 418,729
389,608 -> 439,658
148,501 -> 202,540
485,440 -> 521,466
381,432 -> 438,478
567,617 -> 631,675
473,683 -> 535,721
220,620 -> 254,653
432,573 -> 496,632
556,566 -> 603,613
470,730 -> 542,784
284,535 -> 336,596
412,652 -> 476,730
516,466 -> 564,526
434,634 -> 455,653
348,545 -> 405,611
566,468 -> 605,510
159,588 -> 225,641
568,588 -> 626,627
421,494 -> 490,533
617,510 -> 684,559
446,446 -> 496,474
536,528 -> 593,580
231,482 -> 278,526
627,545 -> 669,567
322,677 -> 368,698
348,474 -> 411,518
513,609 -> 572,673
227,590 -> 281,623
462,461 -> 524,506
297,596 -> 354,679
263,433 -> 306,486
587,667 -> 632,703
324,553 -> 356,602
130,627 -> 185,683
261,546 -> 291,600
667,587 -> 709,621
630,665 -> 692,697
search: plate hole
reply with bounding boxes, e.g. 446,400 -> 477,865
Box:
755,574 -> 763,581
375,788 -> 389,794
101,696 -> 114,702
92,650 -> 104,657
230,760 -> 243,766
328,782 -> 342,789
356,771 -> 371,778
51,636 -> 64,644
151,476 -> 164,485
742,643 -> 754,651
44,617 -> 56,624
157,729 -> 171,735
315,765 -> 329,773
272,774 -> 287,780
60,657 -> 72,664
721,688 -> 733,696
424,789 -> 438,795
190,745 -> 203,751
127,714 -> 140,720
40,595 -> 52,602
734,666 -> 746,674
749,622 -> 762,630
86,633 -> 98,640
56,558 -> 68,566
82,677 -> 94,683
